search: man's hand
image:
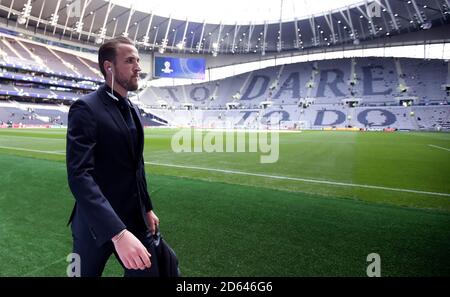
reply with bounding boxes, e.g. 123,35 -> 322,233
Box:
113,230 -> 151,270
146,210 -> 160,235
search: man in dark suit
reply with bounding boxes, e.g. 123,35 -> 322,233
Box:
66,37 -> 160,277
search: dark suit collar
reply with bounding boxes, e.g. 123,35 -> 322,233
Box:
103,84 -> 131,106
97,84 -> 128,105
97,84 -> 112,105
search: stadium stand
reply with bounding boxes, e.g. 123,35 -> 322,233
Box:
142,58 -> 448,106
138,57 -> 449,130
0,35 -> 104,123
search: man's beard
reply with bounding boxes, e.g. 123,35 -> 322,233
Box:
116,75 -> 139,91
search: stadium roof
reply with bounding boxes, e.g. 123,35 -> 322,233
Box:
109,0 -> 364,25
1,0 -> 449,56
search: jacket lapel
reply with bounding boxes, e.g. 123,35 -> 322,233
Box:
97,86 -> 136,161
129,103 -> 144,159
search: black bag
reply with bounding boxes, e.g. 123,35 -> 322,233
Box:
153,229 -> 181,277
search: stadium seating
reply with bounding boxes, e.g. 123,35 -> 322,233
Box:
0,102 -> 68,126
142,57 -> 448,107
2,47 -> 449,131
138,57 -> 449,130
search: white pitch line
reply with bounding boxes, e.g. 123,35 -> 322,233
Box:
22,256 -> 67,277
0,145 -> 65,155
145,162 -> 450,198
429,144 -> 450,152
0,145 -> 448,198
0,135 -> 65,141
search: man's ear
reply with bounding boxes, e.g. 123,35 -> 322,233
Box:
103,61 -> 112,74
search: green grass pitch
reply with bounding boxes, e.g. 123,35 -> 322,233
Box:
0,128 -> 449,276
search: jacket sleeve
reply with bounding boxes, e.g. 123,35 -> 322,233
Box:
140,157 -> 153,212
66,100 -> 126,246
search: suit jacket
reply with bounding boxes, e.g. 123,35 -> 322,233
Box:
66,84 -> 153,247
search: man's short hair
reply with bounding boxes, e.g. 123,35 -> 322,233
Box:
98,37 -> 134,78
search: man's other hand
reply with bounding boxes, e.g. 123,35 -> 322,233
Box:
146,210 -> 160,235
